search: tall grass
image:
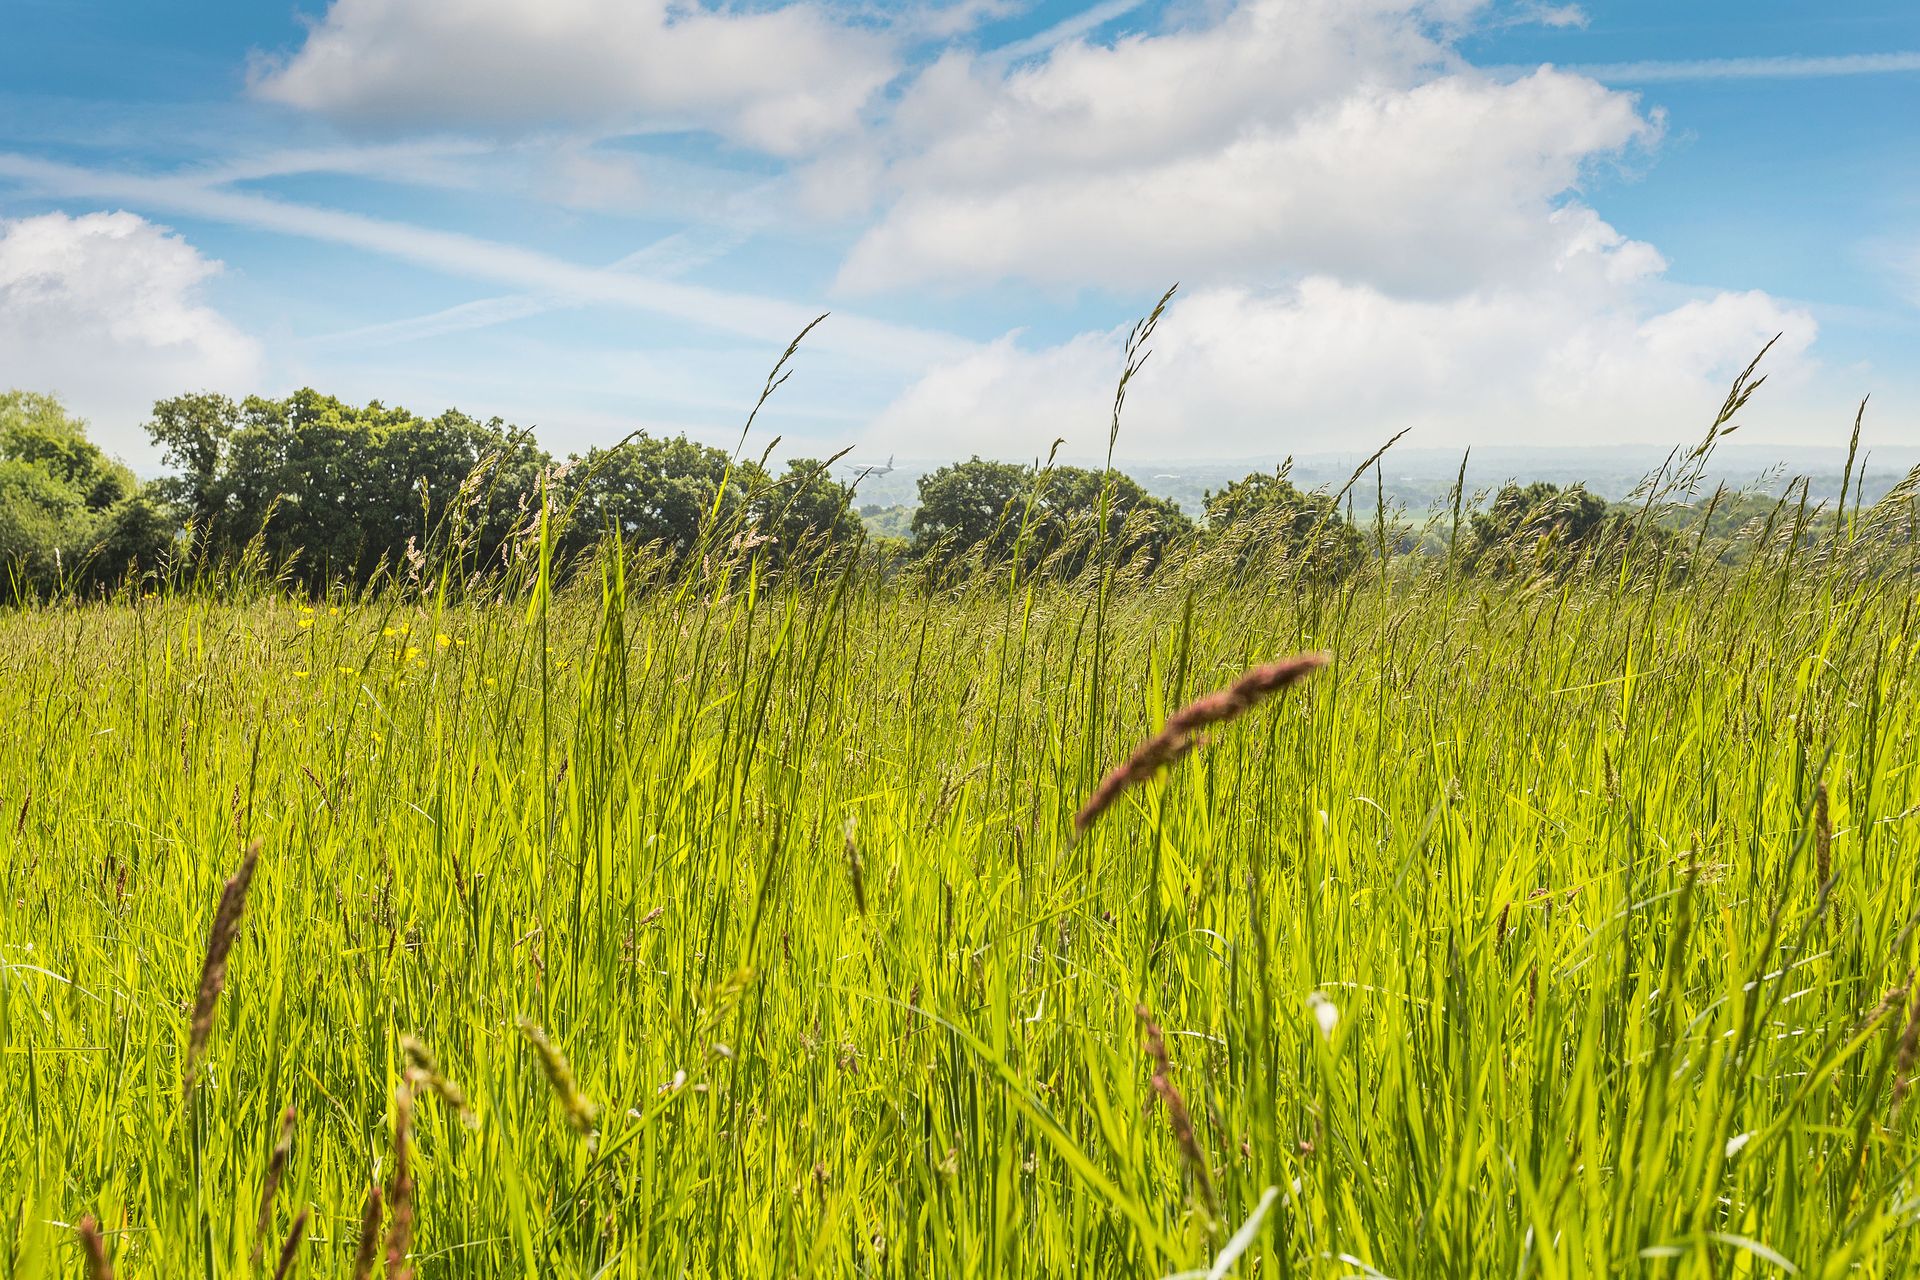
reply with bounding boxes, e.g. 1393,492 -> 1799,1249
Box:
4,371 -> 1920,1276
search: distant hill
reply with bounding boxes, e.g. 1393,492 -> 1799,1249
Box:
844,443 -> 1920,525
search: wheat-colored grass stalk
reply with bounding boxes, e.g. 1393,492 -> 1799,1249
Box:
401,1034 -> 474,1124
1076,653 -> 1328,832
183,838 -> 262,1097
519,1018 -> 599,1134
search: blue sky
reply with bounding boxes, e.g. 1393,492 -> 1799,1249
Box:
0,0 -> 1914,466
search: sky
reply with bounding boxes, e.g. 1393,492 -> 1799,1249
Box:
0,0 -> 1915,468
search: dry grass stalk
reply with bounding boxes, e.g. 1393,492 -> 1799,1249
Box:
1135,1004 -> 1215,1213
77,1215 -> 112,1280
1075,653 -> 1329,833
383,1082 -> 417,1280
250,1105 -> 297,1267
401,1034 -> 474,1124
519,1019 -> 599,1133
347,1185 -> 383,1280
271,1207 -> 308,1280
184,838 -> 262,1097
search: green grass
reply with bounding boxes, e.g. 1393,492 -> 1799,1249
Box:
4,493 -> 1920,1278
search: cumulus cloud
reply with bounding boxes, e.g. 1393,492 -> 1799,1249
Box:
250,0 -> 897,156
868,277 -> 1817,459
827,0 -> 1830,456
828,0 -> 1660,294
0,212 -> 260,453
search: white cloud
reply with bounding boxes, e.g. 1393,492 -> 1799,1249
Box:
250,0 -> 898,156
868,277 -> 1818,458
0,211 -> 260,453
832,0 -> 1842,456
830,0 -> 1660,295
1566,51 -> 1920,83
0,154 -> 971,371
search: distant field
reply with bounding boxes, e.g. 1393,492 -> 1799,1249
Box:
5,514 -> 1920,1276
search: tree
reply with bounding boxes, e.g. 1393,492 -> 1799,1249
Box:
147,388 -> 550,583
559,435 -> 764,564
1467,481 -> 1609,574
1034,465 -> 1192,575
910,458 -> 1192,576
145,392 -> 241,531
752,458 -> 864,567
0,391 -> 171,595
1203,467 -> 1365,579
910,457 -> 1033,564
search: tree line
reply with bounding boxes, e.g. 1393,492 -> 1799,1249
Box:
2,384 -> 1740,601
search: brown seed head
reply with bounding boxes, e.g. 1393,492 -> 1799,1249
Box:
77,1215 -> 113,1280
184,839 -> 262,1097
250,1105 -> 296,1267
384,1082 -> 416,1280
271,1208 -> 308,1280
1134,1004 -> 1215,1213
1076,654 -> 1327,833
347,1184 -> 383,1280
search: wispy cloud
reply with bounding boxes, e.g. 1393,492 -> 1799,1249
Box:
1565,51 -> 1920,83
987,0 -> 1152,63
305,226 -> 752,349
0,154 -> 972,369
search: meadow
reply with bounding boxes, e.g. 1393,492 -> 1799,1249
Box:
4,431 -> 1920,1279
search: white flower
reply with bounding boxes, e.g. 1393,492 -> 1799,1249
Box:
1307,991 -> 1340,1039
1725,1132 -> 1753,1158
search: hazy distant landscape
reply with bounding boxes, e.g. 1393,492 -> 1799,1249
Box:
850,443 -> 1920,521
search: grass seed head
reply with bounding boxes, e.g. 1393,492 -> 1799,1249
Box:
519,1018 -> 598,1134
1076,653 -> 1327,833
184,838 -> 262,1098
384,1081 -> 416,1280
1135,1004 -> 1215,1214
250,1105 -> 296,1267
270,1207 -> 308,1280
77,1215 -> 112,1280
401,1034 -> 474,1125
347,1184 -> 383,1280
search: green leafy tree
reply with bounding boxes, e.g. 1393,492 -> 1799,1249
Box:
1467,481 -> 1609,574
145,391 -> 241,532
910,457 -> 1033,564
1203,467 -> 1365,579
911,457 -> 1192,575
0,391 -> 170,595
752,458 -> 864,567
147,388 -> 550,583
560,435 -> 765,564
